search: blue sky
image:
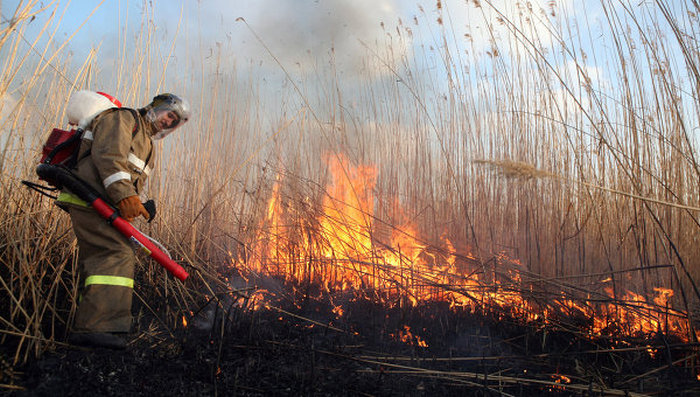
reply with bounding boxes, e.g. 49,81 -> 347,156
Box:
1,1 -> 697,138
1,1 -> 602,86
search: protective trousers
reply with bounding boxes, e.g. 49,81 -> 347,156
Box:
69,205 -> 135,333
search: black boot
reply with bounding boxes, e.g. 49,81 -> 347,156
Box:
68,332 -> 127,350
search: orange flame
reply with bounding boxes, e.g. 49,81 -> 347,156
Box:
235,153 -> 694,345
332,305 -> 345,318
550,374 -> 571,391
248,289 -> 272,311
391,325 -> 429,348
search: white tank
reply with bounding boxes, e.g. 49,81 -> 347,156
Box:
66,90 -> 121,128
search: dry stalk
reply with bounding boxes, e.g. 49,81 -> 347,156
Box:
323,349 -> 648,397
474,159 -> 700,212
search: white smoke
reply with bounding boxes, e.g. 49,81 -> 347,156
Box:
197,0 -> 408,80
0,93 -> 17,136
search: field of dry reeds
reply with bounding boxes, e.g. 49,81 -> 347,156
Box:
1,0 -> 699,390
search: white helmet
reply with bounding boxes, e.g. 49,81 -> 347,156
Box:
145,93 -> 191,140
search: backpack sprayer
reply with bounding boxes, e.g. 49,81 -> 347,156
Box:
23,91 -> 189,282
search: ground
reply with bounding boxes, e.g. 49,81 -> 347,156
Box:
6,294 -> 700,396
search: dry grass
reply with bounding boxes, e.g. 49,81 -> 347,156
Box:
0,0 -> 699,373
475,158 -> 700,212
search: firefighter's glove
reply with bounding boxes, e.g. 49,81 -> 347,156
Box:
117,195 -> 149,222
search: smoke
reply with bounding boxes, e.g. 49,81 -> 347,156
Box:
0,94 -> 17,136
200,0 -> 407,80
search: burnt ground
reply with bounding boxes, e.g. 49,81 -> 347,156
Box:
5,290 -> 700,396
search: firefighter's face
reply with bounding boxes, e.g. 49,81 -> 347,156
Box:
157,110 -> 180,131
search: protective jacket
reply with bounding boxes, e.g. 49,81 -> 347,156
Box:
58,108 -> 157,333
61,108 -> 156,207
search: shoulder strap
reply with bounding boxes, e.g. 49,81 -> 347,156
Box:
130,108 -> 154,167
125,108 -> 140,137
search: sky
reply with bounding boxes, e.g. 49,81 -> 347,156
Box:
1,1 -> 597,96
1,1 -> 697,145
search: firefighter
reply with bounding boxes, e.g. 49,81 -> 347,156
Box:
60,93 -> 191,349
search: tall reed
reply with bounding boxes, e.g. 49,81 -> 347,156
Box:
1,0 -> 699,369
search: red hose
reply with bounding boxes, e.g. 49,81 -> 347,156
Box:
91,198 -> 189,281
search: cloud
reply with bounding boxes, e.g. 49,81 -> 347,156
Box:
193,0 -> 408,80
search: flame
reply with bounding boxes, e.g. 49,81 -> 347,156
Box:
234,153 -> 694,345
332,305 -> 345,318
646,346 -> 658,358
248,289 -> 272,311
182,315 -> 188,328
653,287 -> 673,307
391,325 -> 428,348
554,374 -> 571,383
550,374 -> 571,391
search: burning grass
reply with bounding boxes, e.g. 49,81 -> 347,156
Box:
234,154 -> 698,345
